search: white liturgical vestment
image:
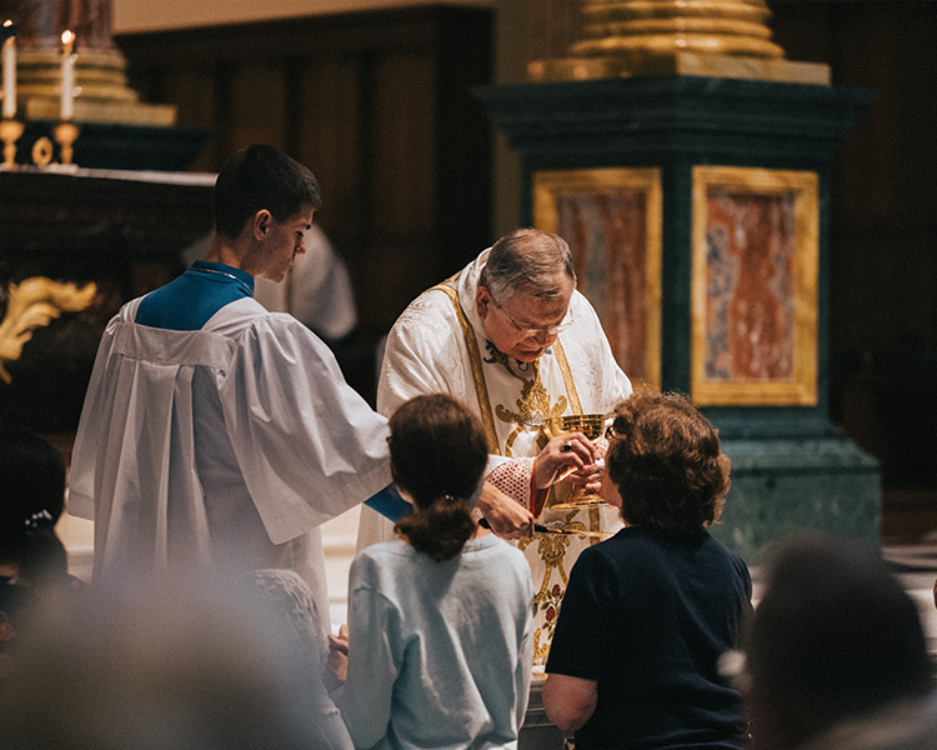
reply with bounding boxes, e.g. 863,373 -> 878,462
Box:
70,294 -> 392,626
358,249 -> 632,668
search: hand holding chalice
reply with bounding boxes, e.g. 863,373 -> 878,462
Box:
541,414 -> 608,510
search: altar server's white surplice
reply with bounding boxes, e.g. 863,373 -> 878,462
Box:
358,248 -> 632,667
70,294 -> 391,625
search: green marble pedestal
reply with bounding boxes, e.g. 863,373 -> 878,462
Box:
477,75 -> 880,563
713,437 -> 880,562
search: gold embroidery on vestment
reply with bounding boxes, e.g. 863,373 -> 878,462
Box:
553,339 -> 582,414
488,356 -> 567,458
431,278 -> 500,455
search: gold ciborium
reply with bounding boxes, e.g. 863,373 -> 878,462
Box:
544,413 -> 607,510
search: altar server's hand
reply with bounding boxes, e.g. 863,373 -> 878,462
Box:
475,481 -> 534,539
535,432 -> 597,489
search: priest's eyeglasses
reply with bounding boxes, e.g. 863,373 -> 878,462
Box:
495,301 -> 574,339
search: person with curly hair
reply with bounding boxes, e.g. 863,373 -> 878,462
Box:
542,389 -> 752,750
328,394 -> 534,749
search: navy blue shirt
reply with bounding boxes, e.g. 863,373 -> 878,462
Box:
546,526 -> 752,750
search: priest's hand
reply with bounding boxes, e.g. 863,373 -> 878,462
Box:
535,432 -> 598,489
475,481 -> 534,539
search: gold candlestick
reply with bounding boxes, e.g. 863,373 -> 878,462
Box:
1,117 -> 23,168
53,121 -> 80,166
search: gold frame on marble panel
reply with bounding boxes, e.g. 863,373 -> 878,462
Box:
691,165 -> 819,406
533,167 -> 662,389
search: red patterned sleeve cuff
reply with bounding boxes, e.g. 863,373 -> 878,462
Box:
486,457 -> 537,511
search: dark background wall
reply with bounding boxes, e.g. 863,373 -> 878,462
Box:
769,1 -> 937,538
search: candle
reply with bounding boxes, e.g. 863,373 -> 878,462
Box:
61,30 -> 75,121
2,21 -> 15,120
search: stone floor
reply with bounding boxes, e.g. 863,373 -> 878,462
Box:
881,541 -> 937,657
58,501 -> 937,645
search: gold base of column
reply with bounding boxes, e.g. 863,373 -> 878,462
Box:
528,50 -> 830,85
23,96 -> 176,126
572,0 -> 785,59
12,47 -> 178,126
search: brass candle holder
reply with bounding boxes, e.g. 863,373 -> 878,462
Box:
53,121 -> 80,166
545,413 -> 608,510
1,117 -> 23,168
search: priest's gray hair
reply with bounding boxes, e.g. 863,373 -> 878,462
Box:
479,228 -> 576,304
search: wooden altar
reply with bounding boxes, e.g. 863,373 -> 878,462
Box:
0,167 -> 214,432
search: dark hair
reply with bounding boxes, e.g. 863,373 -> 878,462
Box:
212,145 -> 322,240
0,429 -> 68,584
743,534 -> 932,739
606,389 -> 730,540
0,428 -> 68,584
478,228 -> 576,303
390,395 -> 488,562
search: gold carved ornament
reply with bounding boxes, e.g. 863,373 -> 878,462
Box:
0,277 -> 97,383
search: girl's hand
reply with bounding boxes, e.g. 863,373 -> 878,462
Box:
327,624 -> 349,682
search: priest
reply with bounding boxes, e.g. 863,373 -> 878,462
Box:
69,145 -> 391,628
358,227 -> 632,667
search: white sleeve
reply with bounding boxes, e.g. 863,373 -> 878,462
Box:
68,313 -> 121,520
566,292 -> 633,412
69,302 -> 148,521
221,315 -> 392,544
376,293 -> 470,418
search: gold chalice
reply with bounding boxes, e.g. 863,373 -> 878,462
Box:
544,413 -> 607,510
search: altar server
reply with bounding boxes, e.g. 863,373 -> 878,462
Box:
69,145 -> 390,626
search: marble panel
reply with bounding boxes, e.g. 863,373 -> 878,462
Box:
691,166 -> 818,405
534,167 -> 661,388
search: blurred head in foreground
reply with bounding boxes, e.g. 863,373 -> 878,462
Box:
0,428 -> 69,587
0,575 -> 346,750
741,534 -> 932,750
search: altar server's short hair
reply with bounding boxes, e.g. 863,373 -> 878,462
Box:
213,145 -> 321,240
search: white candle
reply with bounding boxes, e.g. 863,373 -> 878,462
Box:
2,21 -> 15,120
61,30 -> 75,121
